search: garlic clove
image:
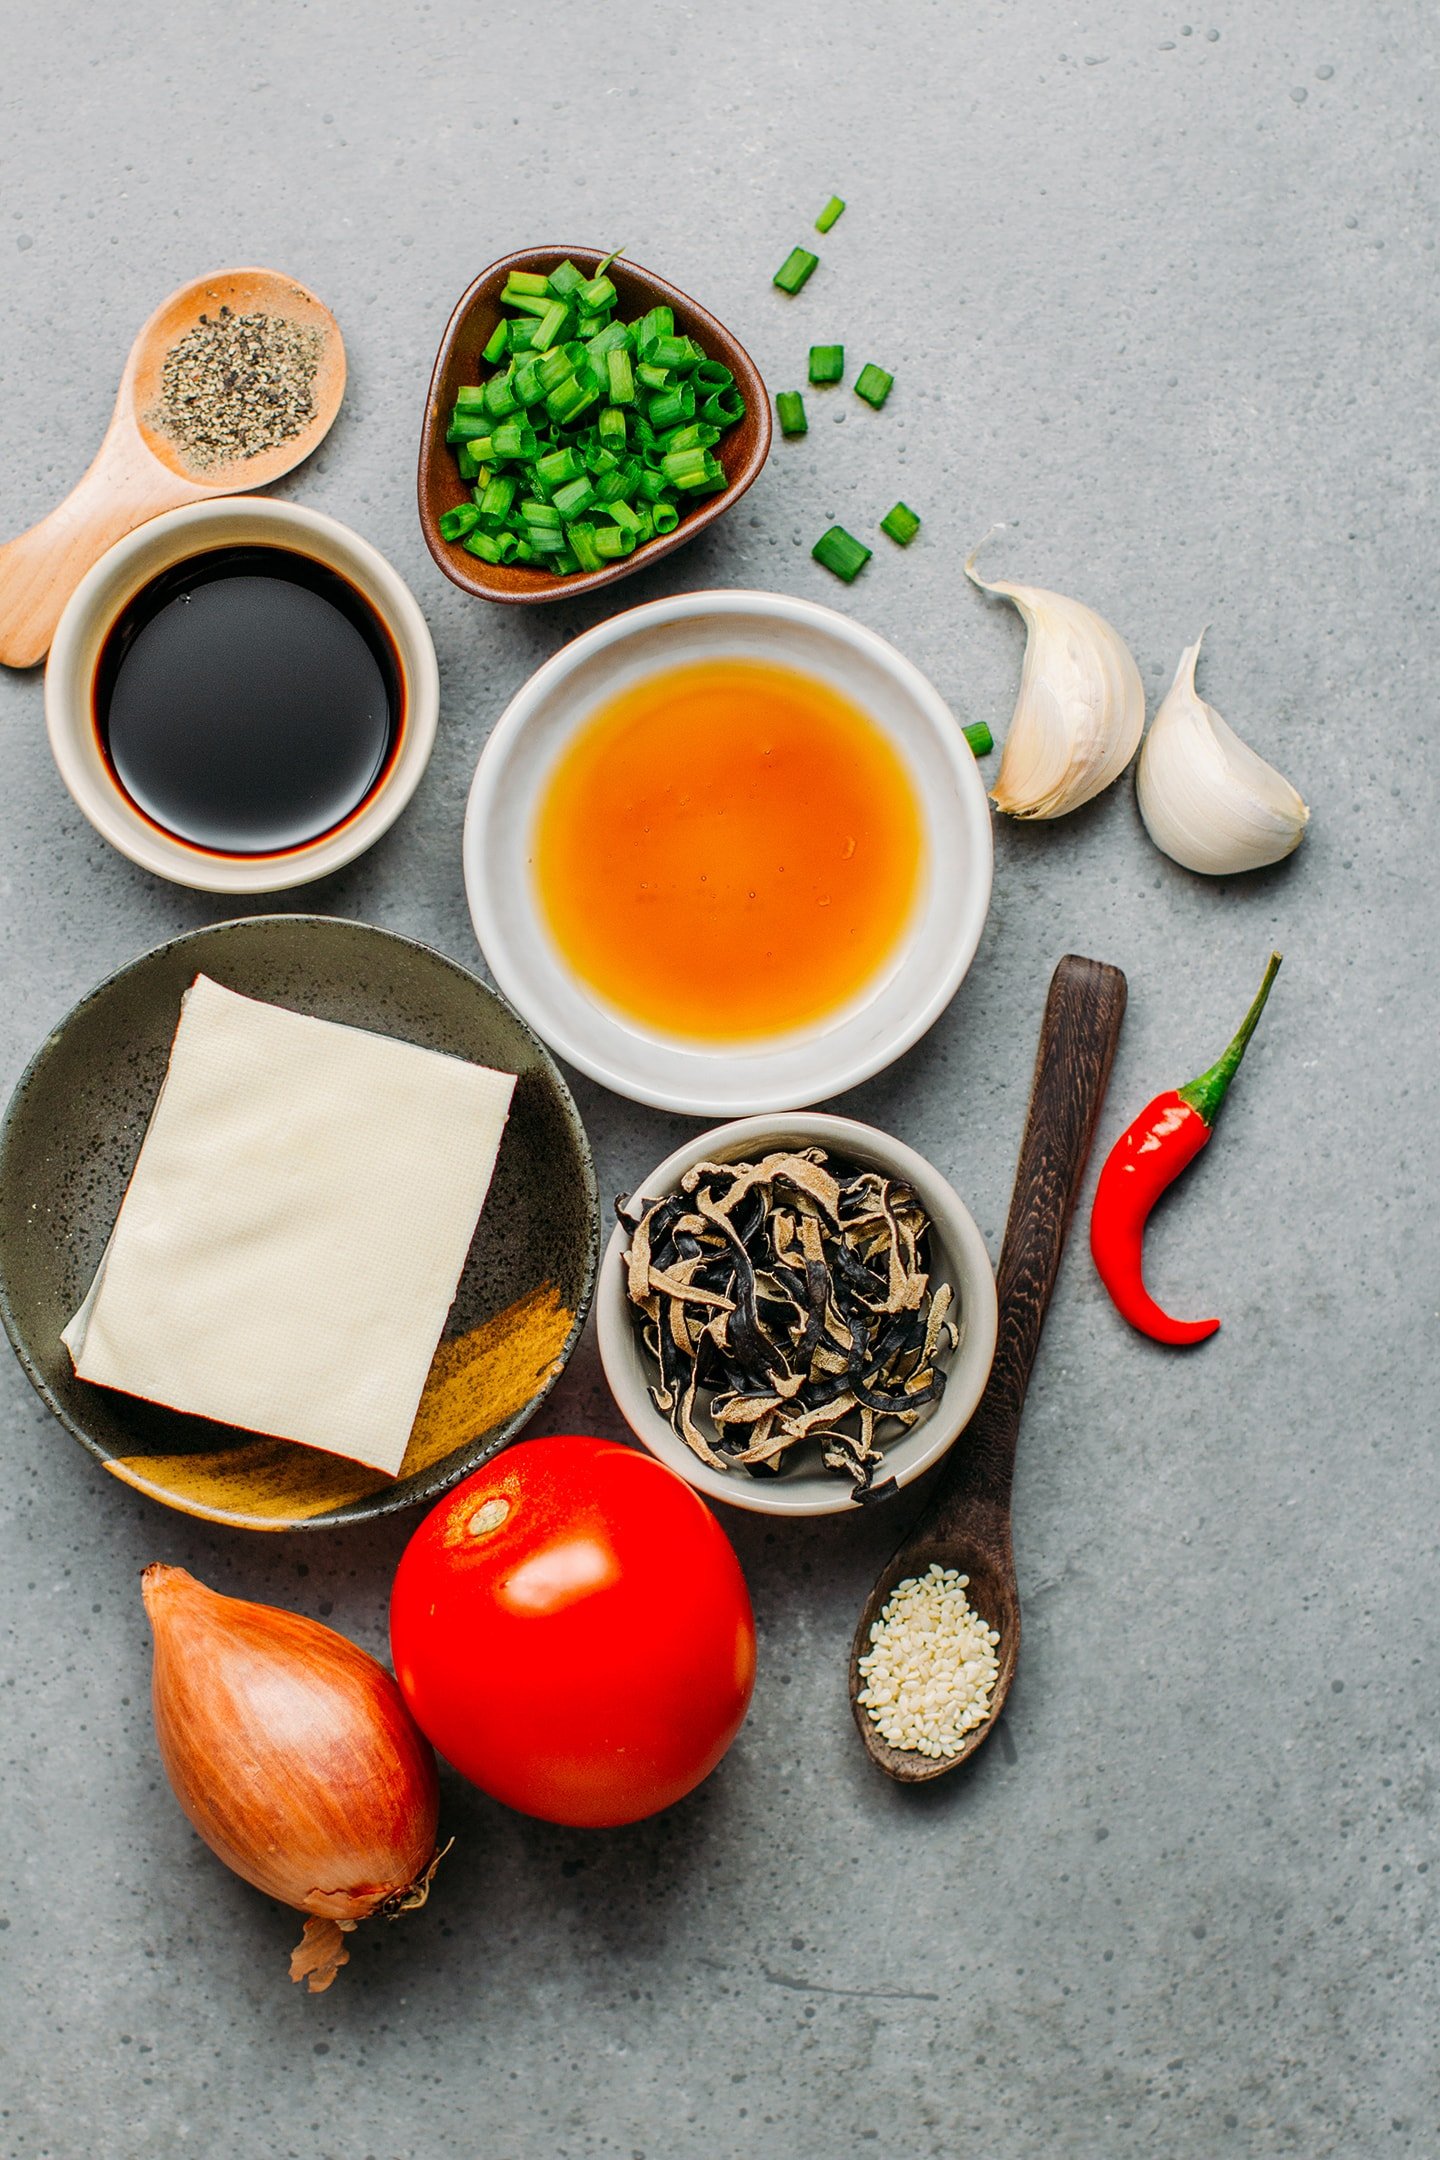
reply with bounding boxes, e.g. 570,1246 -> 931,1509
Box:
1137,634 -> 1309,875
967,541 -> 1145,819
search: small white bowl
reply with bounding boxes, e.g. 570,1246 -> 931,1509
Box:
45,497 -> 439,894
463,590 -> 993,1116
595,1112 -> 999,1517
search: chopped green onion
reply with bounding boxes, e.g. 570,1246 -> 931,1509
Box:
491,419 -> 539,460
545,373 -> 600,426
565,521 -> 604,572
501,284 -> 555,319
506,270 -> 549,296
482,372 -> 520,419
481,321 -> 510,364
693,360 -> 734,391
546,259 -> 585,299
854,363 -> 893,409
604,500 -> 642,535
594,525 -> 636,560
635,360 -> 672,393
963,722 -> 994,758
520,498 -> 562,529
647,383 -> 696,431
700,389 -> 744,427
606,348 -> 636,406
585,319 -> 631,360
658,422 -> 721,455
651,501 -> 680,534
529,299 -> 572,354
524,525 -> 568,555
812,524 -> 871,582
808,344 -> 844,385
815,195 -> 845,234
635,305 -> 674,351
534,346 -> 575,396
446,411 -> 492,444
576,274 -> 617,313
453,384 -> 488,412
463,528 -> 507,564
775,391 -> 808,437
597,403 -> 628,448
476,474 -> 517,526
456,438 -> 492,479
773,247 -> 819,295
880,501 -> 921,545
553,475 -> 597,519
438,503 -> 481,541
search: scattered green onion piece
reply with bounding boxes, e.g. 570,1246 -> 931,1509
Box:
463,528 -> 506,564
597,403 -> 628,448
438,503 -> 481,541
700,389 -> 744,427
808,344 -> 844,384
812,524 -> 871,581
774,247 -> 819,295
529,300 -> 572,354
481,322 -> 510,364
476,474 -> 518,526
651,501 -> 680,534
880,500 -> 921,545
606,348 -> 636,406
963,722 -> 994,758
776,391 -> 808,436
854,363 -> 893,409
815,195 -> 845,233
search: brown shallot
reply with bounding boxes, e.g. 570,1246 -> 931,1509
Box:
142,1564 -> 445,1993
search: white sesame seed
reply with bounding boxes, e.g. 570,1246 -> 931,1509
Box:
855,1566 -> 1001,1755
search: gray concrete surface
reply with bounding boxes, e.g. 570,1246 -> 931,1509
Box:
1,4 -> 1436,2155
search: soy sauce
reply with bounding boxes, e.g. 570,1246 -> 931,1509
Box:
95,545 -> 401,855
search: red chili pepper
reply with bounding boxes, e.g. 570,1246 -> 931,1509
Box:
1090,953 -> 1282,1345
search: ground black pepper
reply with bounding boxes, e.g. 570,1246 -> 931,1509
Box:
146,304 -> 324,472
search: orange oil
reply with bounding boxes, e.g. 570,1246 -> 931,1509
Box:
532,657 -> 925,1043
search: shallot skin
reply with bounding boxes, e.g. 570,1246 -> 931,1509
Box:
143,1564 -> 439,1923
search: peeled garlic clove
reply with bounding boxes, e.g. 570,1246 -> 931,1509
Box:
1137,634 -> 1309,874
967,545 -> 1145,818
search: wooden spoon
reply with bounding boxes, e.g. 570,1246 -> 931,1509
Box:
850,953 -> 1127,1783
0,267 -> 345,669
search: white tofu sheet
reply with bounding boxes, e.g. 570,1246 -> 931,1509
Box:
63,974 -> 516,1475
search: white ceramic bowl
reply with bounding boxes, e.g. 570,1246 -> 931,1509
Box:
463,590 -> 993,1116
595,1112 -> 999,1517
45,497 -> 439,894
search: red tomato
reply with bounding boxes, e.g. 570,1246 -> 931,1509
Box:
389,1434 -> 756,1827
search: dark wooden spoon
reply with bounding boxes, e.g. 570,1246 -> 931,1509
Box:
849,953 -> 1127,1783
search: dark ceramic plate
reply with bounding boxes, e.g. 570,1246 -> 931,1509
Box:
0,917 -> 599,1530
418,245 -> 772,605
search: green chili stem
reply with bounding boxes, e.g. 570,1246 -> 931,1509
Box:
1177,952 -> 1283,1128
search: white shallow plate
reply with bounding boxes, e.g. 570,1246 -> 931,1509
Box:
595,1113 -> 999,1517
463,590 -> 993,1116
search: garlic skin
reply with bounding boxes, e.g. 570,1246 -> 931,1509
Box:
966,545 -> 1145,818
1137,635 -> 1309,874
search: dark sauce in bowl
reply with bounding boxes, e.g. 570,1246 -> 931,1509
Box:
94,545 -> 402,856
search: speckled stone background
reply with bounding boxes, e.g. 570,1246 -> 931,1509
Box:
1,5 -> 1435,2156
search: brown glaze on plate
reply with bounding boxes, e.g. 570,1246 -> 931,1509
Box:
0,917 -> 598,1530
417,246 -> 772,606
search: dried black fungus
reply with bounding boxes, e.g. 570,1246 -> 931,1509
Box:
620,1150 -> 959,1499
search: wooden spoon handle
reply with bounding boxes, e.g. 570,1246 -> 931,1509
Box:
0,419 -> 201,669
929,953 -> 1127,1532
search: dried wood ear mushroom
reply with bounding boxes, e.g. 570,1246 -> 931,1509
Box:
619,1149 -> 959,1498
